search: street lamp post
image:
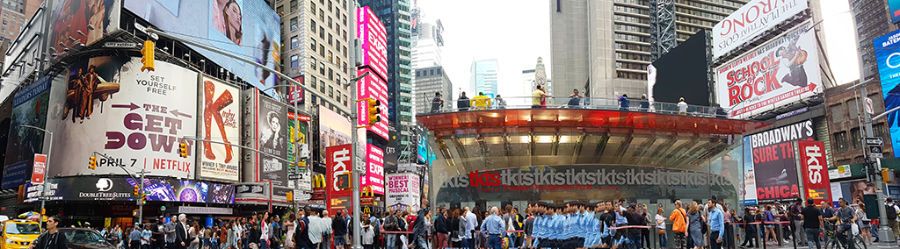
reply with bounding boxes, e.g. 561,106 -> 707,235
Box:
17,124 -> 52,231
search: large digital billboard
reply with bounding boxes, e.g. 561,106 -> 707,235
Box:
649,30 -> 711,106
45,55 -> 198,178
2,78 -> 51,189
715,22 -> 822,119
874,29 -> 900,157
748,120 -> 814,203
357,6 -> 388,79
49,0 -> 121,60
288,112 -> 311,191
363,144 -> 384,195
712,0 -> 807,58
356,67 -> 388,140
198,77 -> 241,182
22,177 -> 233,204
890,0 -> 900,24
318,106 -> 352,163
125,0 -> 281,95
326,144 -> 352,212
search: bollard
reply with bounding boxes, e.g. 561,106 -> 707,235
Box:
759,223 -> 766,249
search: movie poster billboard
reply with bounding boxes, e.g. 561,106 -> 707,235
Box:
716,22 -> 822,119
318,106 -> 352,163
257,95 -> 288,186
873,29 -> 900,157
45,55 -> 198,178
124,0 -> 281,96
198,77 -> 241,182
49,0 -> 121,60
748,120 -> 814,203
2,78 -> 50,189
798,140 -> 831,205
712,0 -> 807,58
386,173 -> 420,211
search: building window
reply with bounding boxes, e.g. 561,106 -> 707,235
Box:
328,16 -> 332,29
290,0 -> 297,11
328,50 -> 333,63
310,76 -> 317,89
834,132 -> 849,152
290,18 -> 298,31
829,104 -> 846,123
310,20 -> 316,33
328,68 -> 333,80
320,27 -> 325,39
310,56 -> 317,69
850,128 -> 861,150
291,36 -> 299,49
310,38 -> 317,50
328,34 -> 333,45
276,5 -> 283,15
290,55 -> 299,68
319,45 -> 325,57
328,86 -> 334,97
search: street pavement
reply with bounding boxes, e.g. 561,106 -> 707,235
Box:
743,242 -> 900,249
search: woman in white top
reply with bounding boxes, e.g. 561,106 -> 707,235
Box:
259,213 -> 270,249
656,207 -> 668,249
188,221 -> 200,249
283,213 -> 296,249
361,219 -> 375,249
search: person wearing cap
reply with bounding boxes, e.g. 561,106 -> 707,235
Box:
885,198 -> 900,245
678,97 -> 688,115
470,92 -> 492,110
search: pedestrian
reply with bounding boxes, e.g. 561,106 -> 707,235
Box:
154,217 -> 167,249
434,207 -> 449,249
568,89 -> 583,107
801,199 -> 824,249
532,85 -> 548,109
361,220 -> 375,249
270,215 -> 281,249
382,210 -> 398,249
886,198 -> 900,246
470,92 -> 492,110
656,207 -> 668,249
231,219 -> 243,249
457,92 -> 470,111
319,211 -> 331,249
165,216 -> 177,249
494,95 -> 506,109
332,211 -> 347,249
856,203 -> 871,245
431,92 -> 444,113
141,224 -> 153,249
618,94 -> 629,111
294,209 -> 311,249
308,209 -> 325,249
189,221 -> 201,249
740,208 -> 758,248
687,202 -> 703,249
669,201 -> 688,249
30,216 -> 66,249
640,94 -> 650,111
523,208 -> 535,249
763,205 -> 777,245
708,201 -> 725,249
678,97 -> 688,115
175,215 -> 189,249
481,207 -> 505,249
130,224 -> 143,249
464,207 -> 478,249
411,198 -> 431,249
283,214 -> 295,249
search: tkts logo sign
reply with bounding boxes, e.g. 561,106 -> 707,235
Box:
326,144 -> 352,199
798,141 -> 832,205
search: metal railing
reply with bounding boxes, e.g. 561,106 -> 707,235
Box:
420,96 -> 730,119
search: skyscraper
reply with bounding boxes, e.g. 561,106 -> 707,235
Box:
412,18 -> 444,69
358,0 -> 414,161
850,0 -> 899,82
549,0 -> 745,99
414,66 -> 452,114
470,59 -> 498,96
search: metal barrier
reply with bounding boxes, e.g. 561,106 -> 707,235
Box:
420,96 -> 731,119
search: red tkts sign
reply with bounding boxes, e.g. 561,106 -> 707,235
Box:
31,154 -> 47,184
798,141 -> 831,205
326,144 -> 352,212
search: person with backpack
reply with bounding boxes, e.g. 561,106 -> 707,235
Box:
293,209 -> 311,249
669,201 -> 688,249
886,198 -> 900,247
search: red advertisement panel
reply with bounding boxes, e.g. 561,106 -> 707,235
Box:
356,67 -> 389,140
30,154 -> 46,184
356,6 -> 388,79
326,144 -> 352,211
798,141 -> 832,205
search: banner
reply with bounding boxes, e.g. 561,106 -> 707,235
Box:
31,154 -> 47,184
256,95 -> 288,186
712,0 -> 807,58
45,55 -> 198,178
386,173 -> 420,211
716,22 -> 822,119
742,136 -> 758,204
2,77 -> 50,189
363,144 -> 384,195
198,77 -> 241,182
798,141 -> 831,205
22,177 -> 232,203
288,112 -> 311,191
356,6 -> 388,79
326,144 -> 352,211
749,120 -> 814,203
873,29 -> 900,157
50,0 -> 121,60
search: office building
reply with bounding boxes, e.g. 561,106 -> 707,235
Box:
850,0 -> 899,82
0,0 -> 40,42
412,18 -> 444,69
470,59 -> 498,96
275,0 -> 353,113
358,0 -> 415,161
550,0 -> 746,100
414,66 -> 452,114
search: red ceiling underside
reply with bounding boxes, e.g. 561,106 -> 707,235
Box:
417,109 -> 771,135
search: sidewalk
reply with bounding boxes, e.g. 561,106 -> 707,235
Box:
743,241 -> 900,249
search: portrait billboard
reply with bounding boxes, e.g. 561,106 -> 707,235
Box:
124,0 -> 282,95
2,78 -> 50,189
386,173 -> 420,211
798,140 -> 831,206
873,29 -> 900,157
748,120 -> 814,203
356,67 -> 388,140
318,106 -> 352,163
715,22 -> 822,119
357,6 -> 388,79
712,0 -> 807,58
198,77 -> 241,182
256,95 -> 288,187
45,55 -> 198,178
49,0 -> 121,60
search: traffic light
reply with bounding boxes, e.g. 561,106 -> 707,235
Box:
133,185 -> 140,197
366,98 -> 381,126
88,156 -> 97,170
178,142 -> 189,158
141,193 -> 147,205
883,169 -> 893,184
141,40 -> 155,72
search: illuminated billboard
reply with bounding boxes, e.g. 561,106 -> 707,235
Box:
891,0 -> 900,24
874,29 -> 900,157
356,67 -> 389,140
712,0 -> 807,58
362,144 -> 384,195
125,0 -> 281,95
357,6 -> 388,79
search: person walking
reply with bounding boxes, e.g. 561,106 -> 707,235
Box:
669,201 -> 688,249
319,211 -> 331,249
740,208 -> 758,248
434,207 -> 449,249
294,209 -> 311,249
856,203 -> 871,245
411,198 -> 431,249
656,207 -> 668,249
457,92 -> 470,111
886,198 -> 900,247
270,215 -> 281,249
481,207 -> 505,249
708,201 -> 726,249
29,216 -> 66,249
678,97 -> 688,115
687,202 -> 703,249
464,207 -> 478,249
283,214 -> 295,249
800,200 -> 824,249
130,224 -> 143,249
332,211 -> 347,249
306,209 -> 324,249
141,224 -> 153,249
361,220 -> 375,249
165,216 -> 177,249
382,210 -> 398,249
431,92 -> 444,113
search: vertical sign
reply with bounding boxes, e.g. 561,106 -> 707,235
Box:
742,136 -> 758,205
356,68 -> 389,140
874,29 -> 900,157
326,144 -> 353,212
356,6 -> 388,79
289,76 -> 304,105
798,141 -> 832,205
257,95 -> 288,186
198,77 -> 241,182
749,120 -> 814,203
386,173 -> 421,211
363,144 -> 384,195
30,154 -> 47,184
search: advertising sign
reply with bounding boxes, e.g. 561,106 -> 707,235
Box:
289,76 -> 304,105
386,173 -> 420,211
891,0 -> 900,24
874,29 -> 900,157
712,0 -> 808,58
198,77 -> 241,182
716,22 -> 822,118
124,0 -> 282,95
256,95 -> 288,186
742,136 -> 758,204
318,106 -> 352,163
2,78 -> 50,189
31,154 -> 47,184
417,134 -> 427,164
23,177 -> 230,203
356,67 -> 389,140
356,6 -> 388,79
748,120 -> 814,203
798,141 -> 831,205
49,0 -> 121,60
45,56 -> 198,178
326,145 -> 352,211
288,112 -> 311,191
363,144 -> 384,195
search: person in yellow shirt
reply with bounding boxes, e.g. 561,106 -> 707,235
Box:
532,85 -> 549,108
470,92 -> 492,110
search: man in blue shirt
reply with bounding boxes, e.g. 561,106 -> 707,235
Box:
708,200 -> 726,249
480,207 -> 505,249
